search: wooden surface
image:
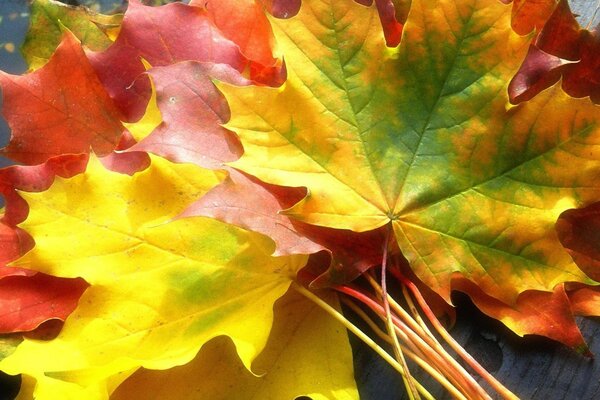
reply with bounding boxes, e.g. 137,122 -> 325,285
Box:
0,1 -> 599,399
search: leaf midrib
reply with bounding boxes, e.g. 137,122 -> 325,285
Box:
269,1 -> 392,213
393,1 -> 477,210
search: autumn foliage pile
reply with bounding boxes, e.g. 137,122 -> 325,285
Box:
0,0 -> 599,398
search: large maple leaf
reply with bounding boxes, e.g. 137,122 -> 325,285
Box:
0,155 -> 308,399
218,0 -> 600,306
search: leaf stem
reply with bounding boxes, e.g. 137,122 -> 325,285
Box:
292,283 -> 436,400
336,284 -> 478,400
340,296 -> 466,400
391,269 -> 519,400
400,284 -> 437,341
339,296 -> 392,344
365,273 -> 434,350
340,296 -> 460,394
380,224 -> 421,400
365,273 -> 491,400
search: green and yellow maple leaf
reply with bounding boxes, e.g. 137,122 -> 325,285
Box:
218,0 -> 600,304
0,155 -> 309,399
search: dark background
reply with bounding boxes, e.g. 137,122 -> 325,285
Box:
0,1 -> 599,399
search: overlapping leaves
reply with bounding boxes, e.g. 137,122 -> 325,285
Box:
0,1 -> 357,398
509,0 -> 600,104
0,155 -> 314,398
0,0 -> 599,399
220,0 -> 600,305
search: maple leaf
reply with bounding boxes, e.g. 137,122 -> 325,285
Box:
111,289 -> 358,400
1,0 -> 598,398
0,155 -> 308,399
453,279 -> 589,353
509,0 -> 600,103
0,32 -> 124,165
0,156 -> 90,335
22,0 -> 122,70
87,0 -> 247,121
128,61 -> 246,169
217,0 -> 600,308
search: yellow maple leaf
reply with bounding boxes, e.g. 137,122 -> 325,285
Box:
0,155 -> 308,399
112,289 -> 359,400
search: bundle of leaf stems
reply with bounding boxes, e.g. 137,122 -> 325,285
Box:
295,224 -> 520,400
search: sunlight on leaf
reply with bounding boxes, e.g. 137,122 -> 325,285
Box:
0,155 -> 308,399
112,289 -> 358,400
220,0 -> 600,304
